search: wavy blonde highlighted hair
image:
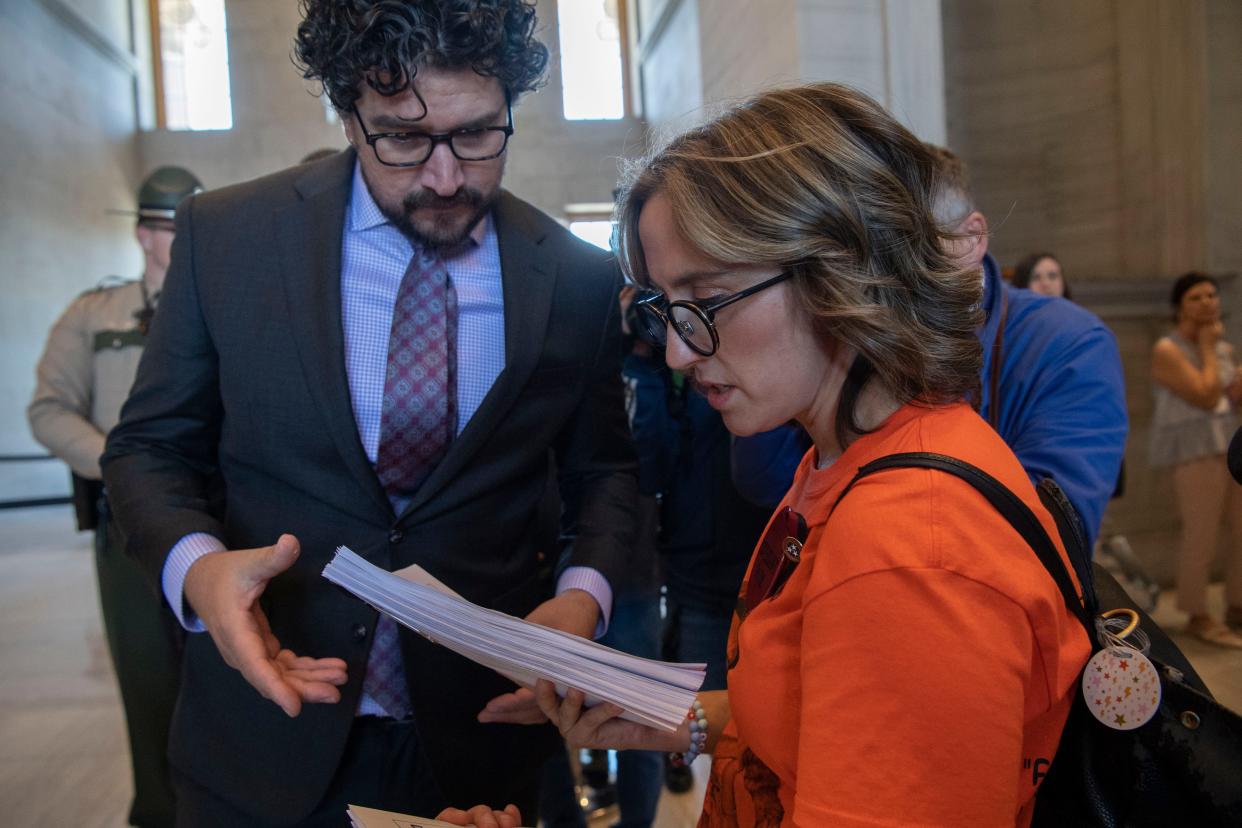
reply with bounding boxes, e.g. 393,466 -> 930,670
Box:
615,83 -> 983,446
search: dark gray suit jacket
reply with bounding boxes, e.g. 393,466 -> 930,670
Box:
102,150 -> 637,823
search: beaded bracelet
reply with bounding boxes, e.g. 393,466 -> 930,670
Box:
669,698 -> 708,768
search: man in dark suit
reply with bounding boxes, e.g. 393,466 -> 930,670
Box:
101,2 -> 636,825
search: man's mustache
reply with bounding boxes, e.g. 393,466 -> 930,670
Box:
403,188 -> 486,211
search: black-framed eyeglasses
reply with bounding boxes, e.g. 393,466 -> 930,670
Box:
353,98 -> 514,168
633,270 -> 792,357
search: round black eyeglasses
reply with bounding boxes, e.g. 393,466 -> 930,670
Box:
353,100 -> 514,168
633,270 -> 792,357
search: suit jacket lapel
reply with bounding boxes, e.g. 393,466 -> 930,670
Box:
401,191 -> 559,519
276,150 -> 392,518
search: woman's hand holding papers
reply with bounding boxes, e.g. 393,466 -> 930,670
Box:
532,680 -> 694,753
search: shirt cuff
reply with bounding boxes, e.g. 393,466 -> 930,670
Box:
557,566 -> 613,639
162,532 -> 227,632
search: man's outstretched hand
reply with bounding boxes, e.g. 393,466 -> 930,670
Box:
183,534 -> 348,717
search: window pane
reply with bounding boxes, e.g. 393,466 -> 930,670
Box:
159,0 -> 234,130
569,220 -> 615,251
558,0 -> 625,120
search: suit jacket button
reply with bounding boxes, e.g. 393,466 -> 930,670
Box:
351,623 -> 367,642
389,529 -> 404,544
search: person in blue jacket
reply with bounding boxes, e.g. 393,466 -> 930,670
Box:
732,145 -> 1128,550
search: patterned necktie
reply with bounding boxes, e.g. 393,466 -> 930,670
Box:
377,248 -> 459,502
363,248 -> 458,719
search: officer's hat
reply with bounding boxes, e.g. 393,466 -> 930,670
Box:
135,166 -> 204,222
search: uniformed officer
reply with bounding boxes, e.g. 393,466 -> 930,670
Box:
28,165 -> 203,828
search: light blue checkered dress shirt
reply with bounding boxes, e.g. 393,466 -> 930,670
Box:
340,163 -> 506,464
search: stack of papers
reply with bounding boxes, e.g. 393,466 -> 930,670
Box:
323,546 -> 705,731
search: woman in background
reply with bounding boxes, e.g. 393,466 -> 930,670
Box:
1150,272 -> 1242,648
1013,251 -> 1071,299
459,83 -> 1091,827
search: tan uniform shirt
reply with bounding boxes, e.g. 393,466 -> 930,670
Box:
28,280 -> 149,480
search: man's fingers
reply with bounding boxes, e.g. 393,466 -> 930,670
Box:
482,687 -> 535,713
275,650 -> 348,674
276,652 -> 349,670
284,674 -> 343,705
434,807 -> 474,826
219,611 -> 303,716
282,666 -> 349,686
465,806 -> 503,828
235,652 -> 302,717
274,650 -> 348,694
478,688 -> 548,725
433,804 -> 521,828
279,664 -> 349,686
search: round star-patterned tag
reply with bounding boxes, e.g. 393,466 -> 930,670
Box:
1082,646 -> 1161,731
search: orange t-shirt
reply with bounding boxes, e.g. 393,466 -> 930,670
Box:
700,402 -> 1091,828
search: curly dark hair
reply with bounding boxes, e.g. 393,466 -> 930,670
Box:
294,0 -> 549,113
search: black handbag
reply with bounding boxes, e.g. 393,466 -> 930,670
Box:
70,471 -> 103,532
840,452 -> 1242,827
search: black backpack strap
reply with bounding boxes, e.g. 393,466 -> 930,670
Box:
832,452 -> 1094,636
987,286 -> 1010,430
1034,479 -> 1098,612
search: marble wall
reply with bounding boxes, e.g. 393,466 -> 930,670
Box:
0,0 -> 145,501
636,0 -> 946,141
943,0 -> 1242,582
638,0 -> 706,135
1206,0 -> 1242,276
943,0 -> 1241,282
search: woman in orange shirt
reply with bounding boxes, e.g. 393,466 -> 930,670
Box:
452,83 -> 1091,828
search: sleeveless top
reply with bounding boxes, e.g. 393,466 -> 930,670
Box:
1148,331 -> 1238,468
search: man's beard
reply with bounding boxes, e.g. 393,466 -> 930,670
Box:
375,186 -> 497,251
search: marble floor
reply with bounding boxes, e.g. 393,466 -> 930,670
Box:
1,504 -> 1238,827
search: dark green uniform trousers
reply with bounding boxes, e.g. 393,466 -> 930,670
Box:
96,504 -> 184,827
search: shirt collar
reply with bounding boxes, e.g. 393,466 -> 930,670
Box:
347,160 -> 489,249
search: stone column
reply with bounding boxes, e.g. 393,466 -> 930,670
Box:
635,0 -> 947,142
